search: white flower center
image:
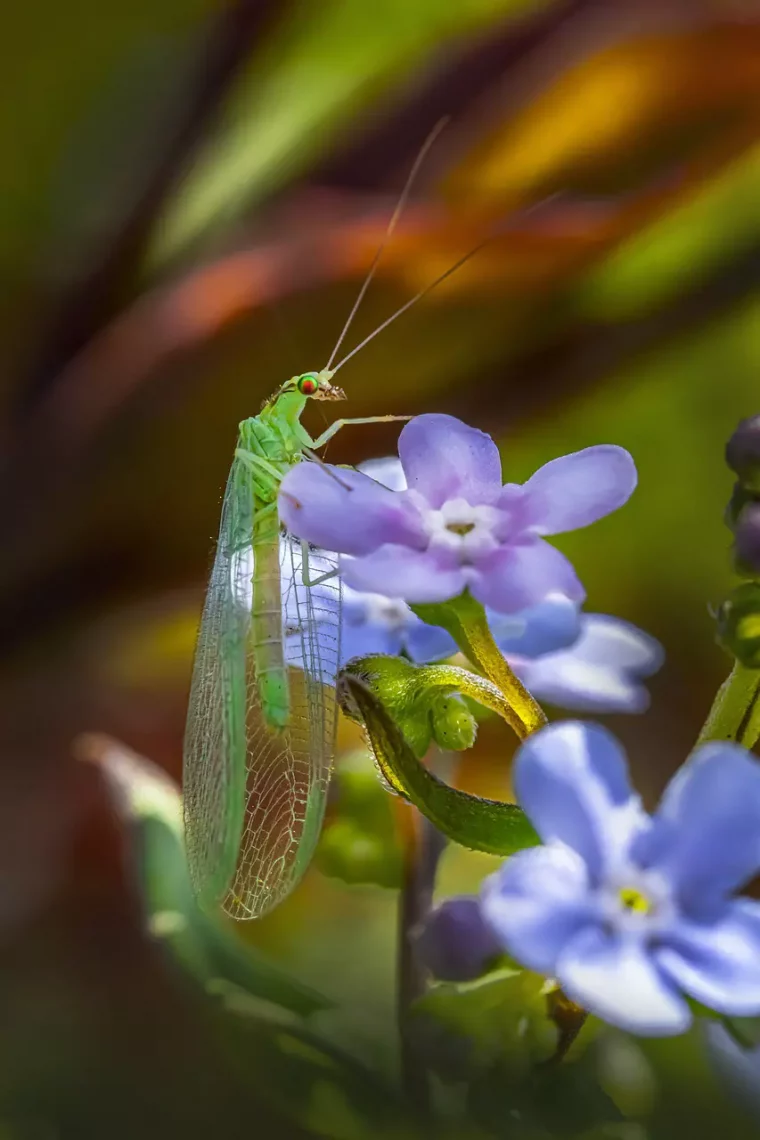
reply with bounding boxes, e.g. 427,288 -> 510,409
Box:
417,496 -> 502,562
599,866 -> 673,937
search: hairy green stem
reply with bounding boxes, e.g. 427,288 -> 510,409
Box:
412,592 -> 547,739
339,673 -> 538,856
696,661 -> 760,749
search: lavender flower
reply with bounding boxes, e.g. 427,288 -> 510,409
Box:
481,722 -> 760,1036
327,460 -> 662,712
279,414 -> 637,613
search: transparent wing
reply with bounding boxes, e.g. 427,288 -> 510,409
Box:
182,455 -> 252,908
222,534 -> 342,920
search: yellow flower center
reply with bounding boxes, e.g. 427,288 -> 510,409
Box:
446,522 -> 475,535
619,886 -> 652,914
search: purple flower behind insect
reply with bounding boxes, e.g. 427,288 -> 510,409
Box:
341,585 -> 458,663
481,721 -> 760,1036
493,598 -> 664,714
279,414 -> 637,614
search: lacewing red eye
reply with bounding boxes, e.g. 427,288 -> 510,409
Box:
297,374 -> 319,395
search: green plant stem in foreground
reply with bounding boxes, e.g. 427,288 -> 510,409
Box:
696,661 -> 760,750
397,783 -> 448,1120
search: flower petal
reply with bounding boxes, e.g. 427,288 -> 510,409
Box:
657,900 -> 760,1016
513,721 -> 646,879
570,615 -> 664,674
481,844 -> 594,975
342,546 -> 468,603
513,614 -> 663,713
471,541 -> 586,615
517,651 -> 648,714
404,619 -> 458,663
279,462 -> 424,556
557,927 -> 691,1036
488,594 -> 582,659
340,621 -> 401,664
398,415 -> 502,508
640,743 -> 760,907
357,456 -> 408,492
517,446 -> 637,536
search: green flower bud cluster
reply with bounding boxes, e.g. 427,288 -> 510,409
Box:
716,582 -> 760,669
339,654 -> 479,759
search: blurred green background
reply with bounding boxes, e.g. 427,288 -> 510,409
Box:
3,0 -> 760,1136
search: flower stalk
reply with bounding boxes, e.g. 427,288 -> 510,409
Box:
397,770 -> 448,1118
696,660 -> 760,750
412,591 -> 547,740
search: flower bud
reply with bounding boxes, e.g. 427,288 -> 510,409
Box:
413,897 -> 501,982
716,582 -> 760,667
725,480 -> 756,533
734,502 -> 760,576
726,415 -> 760,492
430,694 -> 477,752
316,819 -> 402,889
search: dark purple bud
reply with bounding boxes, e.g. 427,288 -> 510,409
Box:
726,416 -> 760,491
725,481 -> 756,533
413,897 -> 502,982
735,503 -> 760,575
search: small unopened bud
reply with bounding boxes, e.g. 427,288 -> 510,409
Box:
726,415 -> 760,492
725,481 -> 756,533
413,897 -> 501,982
430,695 -> 477,752
734,503 -> 760,576
316,819 -> 402,889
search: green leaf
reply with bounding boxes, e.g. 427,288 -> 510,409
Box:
149,0 -> 552,265
415,971 -> 618,1138
337,671 -> 539,856
638,1024 -> 759,1139
213,988 -> 407,1138
412,967 -> 554,1078
79,734 -> 330,1018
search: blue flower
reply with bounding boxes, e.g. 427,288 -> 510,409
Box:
494,598 -> 664,714
279,414 -> 637,613
481,722 -> 760,1036
341,584 -> 457,664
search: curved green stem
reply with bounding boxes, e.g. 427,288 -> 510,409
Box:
338,673 -> 539,856
696,661 -> 760,749
412,592 -> 547,739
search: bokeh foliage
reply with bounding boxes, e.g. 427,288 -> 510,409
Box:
3,0 -> 760,1136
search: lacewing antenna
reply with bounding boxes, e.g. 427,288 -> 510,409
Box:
323,117 -> 450,372
331,194 -> 563,375
330,236 -> 494,375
